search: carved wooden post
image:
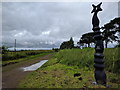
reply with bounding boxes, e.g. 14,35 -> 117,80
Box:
91,2 -> 106,85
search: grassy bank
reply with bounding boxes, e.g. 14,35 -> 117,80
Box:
43,47 -> 120,73
2,50 -> 53,61
19,48 -> 120,88
2,50 -> 54,66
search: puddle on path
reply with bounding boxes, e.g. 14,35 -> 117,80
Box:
21,60 -> 48,71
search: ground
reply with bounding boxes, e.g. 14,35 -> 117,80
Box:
2,48 -> 120,88
2,54 -> 53,88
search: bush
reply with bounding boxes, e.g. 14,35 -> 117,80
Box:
2,46 -> 8,54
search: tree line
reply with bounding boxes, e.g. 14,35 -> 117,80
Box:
60,17 -> 120,49
60,37 -> 74,49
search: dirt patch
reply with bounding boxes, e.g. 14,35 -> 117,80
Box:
2,54 -> 53,88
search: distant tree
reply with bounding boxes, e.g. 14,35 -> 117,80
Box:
78,17 -> 120,48
52,48 -> 59,52
60,42 -> 66,49
1,45 -> 8,54
102,17 -> 120,48
115,40 -> 120,47
78,32 -> 95,47
102,30 -> 118,48
69,37 -> 74,48
60,37 -> 74,49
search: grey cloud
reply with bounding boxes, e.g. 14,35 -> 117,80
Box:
2,2 -> 118,48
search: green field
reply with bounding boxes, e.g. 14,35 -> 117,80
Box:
2,50 -> 53,65
19,47 -> 120,88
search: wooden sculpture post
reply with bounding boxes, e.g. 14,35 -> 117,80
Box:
91,2 -> 106,85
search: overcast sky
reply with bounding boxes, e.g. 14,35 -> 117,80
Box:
2,2 -> 119,48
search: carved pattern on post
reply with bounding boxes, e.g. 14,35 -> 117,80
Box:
91,2 -> 106,85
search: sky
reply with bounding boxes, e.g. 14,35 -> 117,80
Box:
2,2 -> 119,48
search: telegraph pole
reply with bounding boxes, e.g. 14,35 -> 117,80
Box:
14,39 -> 16,52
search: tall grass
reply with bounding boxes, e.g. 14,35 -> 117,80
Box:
45,47 -> 119,73
104,48 -> 120,73
55,48 -> 94,69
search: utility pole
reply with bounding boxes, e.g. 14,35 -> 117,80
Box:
14,39 -> 16,52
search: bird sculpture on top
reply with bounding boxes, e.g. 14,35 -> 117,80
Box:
91,2 -> 102,30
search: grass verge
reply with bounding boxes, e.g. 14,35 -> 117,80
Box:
2,53 -> 50,65
18,48 -> 120,88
